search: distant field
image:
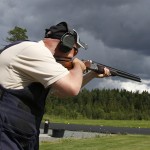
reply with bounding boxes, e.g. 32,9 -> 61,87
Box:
40,134 -> 150,150
43,115 -> 150,128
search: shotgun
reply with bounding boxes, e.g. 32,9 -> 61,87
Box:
55,57 -> 141,82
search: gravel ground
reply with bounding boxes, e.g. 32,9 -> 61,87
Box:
39,129 -> 106,142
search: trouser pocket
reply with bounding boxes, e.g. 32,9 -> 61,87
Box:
9,124 -> 37,149
0,106 -> 38,150
0,123 -> 37,150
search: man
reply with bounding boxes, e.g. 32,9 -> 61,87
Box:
0,22 -> 110,150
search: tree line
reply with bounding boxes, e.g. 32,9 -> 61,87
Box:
45,88 -> 150,120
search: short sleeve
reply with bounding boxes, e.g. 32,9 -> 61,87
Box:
12,42 -> 69,88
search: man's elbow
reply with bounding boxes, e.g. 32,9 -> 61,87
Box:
67,86 -> 81,96
51,84 -> 81,97
70,89 -> 80,96
52,77 -> 82,97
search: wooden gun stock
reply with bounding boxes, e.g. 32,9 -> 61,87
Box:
55,57 -> 73,70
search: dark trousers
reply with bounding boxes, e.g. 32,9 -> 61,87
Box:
0,102 -> 38,150
0,83 -> 47,150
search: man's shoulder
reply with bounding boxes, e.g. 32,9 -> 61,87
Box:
18,40 -> 53,58
22,40 -> 46,49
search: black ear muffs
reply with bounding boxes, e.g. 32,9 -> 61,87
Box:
59,32 -> 76,53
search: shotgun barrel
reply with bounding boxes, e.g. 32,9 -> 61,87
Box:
84,60 -> 141,82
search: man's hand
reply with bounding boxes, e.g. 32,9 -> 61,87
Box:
96,67 -> 111,78
81,68 -> 111,88
83,60 -> 111,78
72,58 -> 86,72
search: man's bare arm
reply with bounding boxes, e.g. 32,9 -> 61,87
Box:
82,67 -> 111,87
50,58 -> 86,97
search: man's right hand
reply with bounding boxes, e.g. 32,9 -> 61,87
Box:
72,58 -> 86,73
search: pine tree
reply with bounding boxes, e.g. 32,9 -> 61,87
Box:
6,26 -> 28,43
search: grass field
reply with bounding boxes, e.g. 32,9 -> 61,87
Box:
43,114 -> 150,128
39,134 -> 150,150
41,115 -> 150,149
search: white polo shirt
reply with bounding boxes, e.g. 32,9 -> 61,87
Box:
0,41 -> 69,89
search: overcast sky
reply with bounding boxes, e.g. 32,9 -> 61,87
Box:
0,0 -> 150,93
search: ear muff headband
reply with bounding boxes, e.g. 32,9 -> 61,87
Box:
59,32 -> 76,53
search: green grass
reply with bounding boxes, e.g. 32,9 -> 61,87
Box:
43,114 -> 150,128
41,115 -> 150,149
40,134 -> 150,150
